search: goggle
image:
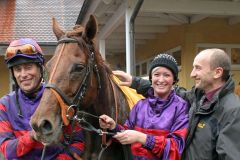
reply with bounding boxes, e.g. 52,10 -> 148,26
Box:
5,44 -> 40,60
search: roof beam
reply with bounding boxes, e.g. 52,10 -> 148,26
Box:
167,14 -> 189,24
229,16 -> 240,25
115,25 -> 168,33
108,32 -> 156,40
142,0 -> 240,16
190,15 -> 209,23
136,17 -> 182,25
98,2 -> 126,39
106,39 -> 147,45
82,0 -> 102,25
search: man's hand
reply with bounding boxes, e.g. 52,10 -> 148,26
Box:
113,70 -> 133,87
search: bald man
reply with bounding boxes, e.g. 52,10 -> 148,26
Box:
113,49 -> 240,160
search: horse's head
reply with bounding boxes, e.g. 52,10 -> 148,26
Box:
30,15 -> 105,144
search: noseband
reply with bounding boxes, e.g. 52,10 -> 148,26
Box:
44,36 -> 131,160
45,36 -> 101,126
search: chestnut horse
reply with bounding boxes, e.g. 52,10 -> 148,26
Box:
30,15 -> 131,159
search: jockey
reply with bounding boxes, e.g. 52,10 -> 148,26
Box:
100,54 -> 189,160
0,38 -> 84,159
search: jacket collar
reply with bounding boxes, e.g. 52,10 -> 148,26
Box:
195,77 -> 235,114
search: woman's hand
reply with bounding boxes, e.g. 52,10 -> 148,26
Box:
113,130 -> 147,145
99,114 -> 116,130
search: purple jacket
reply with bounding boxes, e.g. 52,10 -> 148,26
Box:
0,84 -> 84,160
117,88 -> 189,160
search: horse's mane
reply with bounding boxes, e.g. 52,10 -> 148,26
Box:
65,25 -> 112,77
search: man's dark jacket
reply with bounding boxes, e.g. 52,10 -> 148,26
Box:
131,77 -> 240,160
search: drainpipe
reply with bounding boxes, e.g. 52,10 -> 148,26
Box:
75,0 -> 91,25
129,0 -> 144,75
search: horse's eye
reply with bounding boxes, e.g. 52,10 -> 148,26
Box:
71,64 -> 85,73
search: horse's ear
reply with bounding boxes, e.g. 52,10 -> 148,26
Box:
83,15 -> 97,42
52,17 -> 64,40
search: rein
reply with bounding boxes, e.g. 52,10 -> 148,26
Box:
43,36 -> 122,159
73,111 -> 116,136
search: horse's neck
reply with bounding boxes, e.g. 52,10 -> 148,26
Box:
96,73 -> 130,124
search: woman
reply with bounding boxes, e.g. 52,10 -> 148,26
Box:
100,54 -> 189,160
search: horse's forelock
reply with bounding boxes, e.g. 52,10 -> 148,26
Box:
64,23 -> 111,75
65,25 -> 84,37
73,25 -> 84,31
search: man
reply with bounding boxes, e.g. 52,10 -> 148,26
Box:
0,38 -> 84,159
113,49 -> 240,160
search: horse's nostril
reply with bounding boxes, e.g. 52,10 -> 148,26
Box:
31,123 -> 39,132
40,120 -> 53,135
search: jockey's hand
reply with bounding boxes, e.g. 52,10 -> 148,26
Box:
99,114 -> 116,130
72,153 -> 83,160
113,70 -> 132,87
113,130 -> 147,145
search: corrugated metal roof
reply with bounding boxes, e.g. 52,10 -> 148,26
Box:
0,0 -> 84,43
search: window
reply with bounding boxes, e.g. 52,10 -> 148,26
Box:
136,64 -> 140,76
141,62 -> 147,75
171,50 -> 181,66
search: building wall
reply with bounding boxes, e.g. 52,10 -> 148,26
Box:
0,18 -> 240,97
136,17 -> 240,90
106,54 -> 126,71
0,56 -> 9,96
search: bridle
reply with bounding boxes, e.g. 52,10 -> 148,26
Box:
45,36 -> 101,126
42,35 -> 122,160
